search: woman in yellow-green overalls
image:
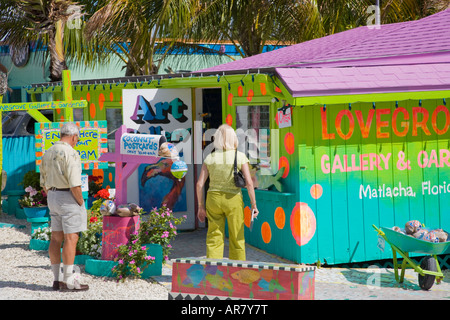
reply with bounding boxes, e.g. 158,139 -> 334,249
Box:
196,124 -> 259,261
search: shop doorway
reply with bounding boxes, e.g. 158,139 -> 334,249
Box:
201,88 -> 223,133
194,88 -> 223,228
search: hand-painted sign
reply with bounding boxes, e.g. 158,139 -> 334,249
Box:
35,120 -> 108,171
298,99 -> 450,265
120,133 -> 165,157
123,89 -> 192,214
0,100 -> 87,112
320,105 -> 449,140
276,106 -> 292,128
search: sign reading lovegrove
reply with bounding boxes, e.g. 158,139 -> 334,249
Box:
35,121 -> 108,171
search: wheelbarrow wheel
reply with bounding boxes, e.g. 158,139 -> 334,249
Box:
418,256 -> 437,290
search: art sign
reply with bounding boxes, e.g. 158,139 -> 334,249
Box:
123,89 -> 193,213
35,120 -> 108,171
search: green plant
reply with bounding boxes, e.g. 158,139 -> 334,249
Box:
20,171 -> 41,191
112,204 -> 186,281
112,231 -> 156,281
88,175 -> 103,198
32,226 -> 51,241
77,221 -> 103,258
140,204 -> 187,261
18,186 -> 47,207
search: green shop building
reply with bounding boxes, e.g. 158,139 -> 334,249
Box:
15,9 -> 450,265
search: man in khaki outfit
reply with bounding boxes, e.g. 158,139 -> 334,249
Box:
40,122 -> 89,291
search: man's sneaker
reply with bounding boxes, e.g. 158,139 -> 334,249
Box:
59,279 -> 89,292
52,281 -> 63,291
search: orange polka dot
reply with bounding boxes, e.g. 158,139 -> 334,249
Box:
90,103 -> 96,118
92,169 -> 104,184
284,132 -> 295,155
109,91 -> 114,102
226,114 -> 233,126
261,222 -> 272,244
275,86 -> 282,93
310,184 -> 323,200
244,206 -> 252,228
109,172 -> 113,182
290,202 -> 316,246
227,93 -> 233,106
278,156 -> 290,179
260,83 -> 267,95
247,89 -> 254,102
86,92 -> 91,101
274,207 -> 285,229
238,86 -> 244,97
99,93 -> 105,110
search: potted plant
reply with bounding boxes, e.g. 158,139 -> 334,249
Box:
18,170 -> 48,218
77,220 -> 103,260
18,186 -> 48,218
111,204 -> 186,281
29,226 -> 51,251
87,175 -> 103,208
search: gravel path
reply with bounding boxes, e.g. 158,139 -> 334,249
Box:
0,213 -> 169,300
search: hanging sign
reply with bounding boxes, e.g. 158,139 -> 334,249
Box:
120,133 -> 166,157
35,121 -> 108,171
276,106 -> 292,128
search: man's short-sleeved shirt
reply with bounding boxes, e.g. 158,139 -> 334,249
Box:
40,141 -> 82,189
204,149 -> 249,195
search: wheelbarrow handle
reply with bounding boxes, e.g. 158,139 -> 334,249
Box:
372,224 -> 385,236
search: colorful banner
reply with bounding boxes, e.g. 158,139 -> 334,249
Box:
35,121 -> 108,171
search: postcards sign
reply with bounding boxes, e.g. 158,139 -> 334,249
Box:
120,133 -> 165,157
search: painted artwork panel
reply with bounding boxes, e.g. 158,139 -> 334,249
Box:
122,89 -> 192,213
171,260 -> 315,300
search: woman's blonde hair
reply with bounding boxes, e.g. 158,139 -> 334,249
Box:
213,124 -> 238,150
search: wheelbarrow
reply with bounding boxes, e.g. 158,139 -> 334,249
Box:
373,225 -> 450,290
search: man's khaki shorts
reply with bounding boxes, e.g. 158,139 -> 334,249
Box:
48,190 -> 87,234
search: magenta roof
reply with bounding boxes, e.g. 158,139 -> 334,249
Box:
276,63 -> 450,97
197,9 -> 450,73
196,9 -> 450,97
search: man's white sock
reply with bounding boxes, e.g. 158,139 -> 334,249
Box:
51,264 -> 61,281
63,264 -> 74,284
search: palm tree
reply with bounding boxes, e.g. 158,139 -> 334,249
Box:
191,0 -> 450,58
0,63 -> 9,97
378,0 -> 450,22
0,0 -> 89,82
83,0 -> 231,76
189,0 -> 322,58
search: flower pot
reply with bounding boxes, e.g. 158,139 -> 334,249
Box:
101,215 -> 140,260
29,239 -> 50,251
23,206 -> 49,218
141,243 -> 163,278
